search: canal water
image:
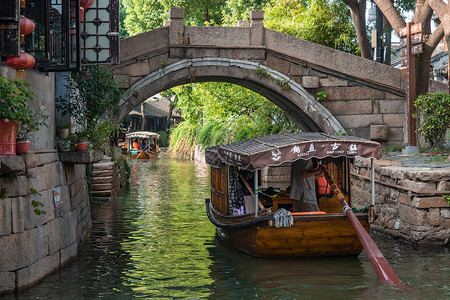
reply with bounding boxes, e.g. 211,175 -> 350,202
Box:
8,152 -> 449,299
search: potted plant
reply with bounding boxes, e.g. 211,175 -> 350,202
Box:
56,122 -> 71,139
16,108 -> 48,154
0,74 -> 35,155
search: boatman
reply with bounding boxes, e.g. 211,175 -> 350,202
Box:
290,158 -> 322,212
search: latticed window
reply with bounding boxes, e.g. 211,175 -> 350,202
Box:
0,0 -> 119,71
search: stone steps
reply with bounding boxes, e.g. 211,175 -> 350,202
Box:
90,159 -> 116,201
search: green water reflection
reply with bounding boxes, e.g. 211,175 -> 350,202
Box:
119,155 -> 215,298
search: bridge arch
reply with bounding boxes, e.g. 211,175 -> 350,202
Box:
110,7 -> 413,144
116,58 -> 343,133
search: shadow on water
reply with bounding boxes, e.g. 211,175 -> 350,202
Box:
7,152 -> 449,299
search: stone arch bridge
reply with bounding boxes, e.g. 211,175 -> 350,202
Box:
110,8 -> 408,144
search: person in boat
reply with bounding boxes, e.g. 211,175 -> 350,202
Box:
141,139 -> 147,149
290,158 -> 322,212
132,139 -> 139,149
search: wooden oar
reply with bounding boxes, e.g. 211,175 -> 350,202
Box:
320,166 -> 402,285
135,144 -> 149,159
238,173 -> 265,210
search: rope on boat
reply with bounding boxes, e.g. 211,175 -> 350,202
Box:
273,208 -> 293,228
205,200 -> 274,229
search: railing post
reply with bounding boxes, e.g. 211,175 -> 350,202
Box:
250,10 -> 264,46
169,7 -> 185,45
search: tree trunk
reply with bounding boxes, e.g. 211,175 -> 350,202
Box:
343,0 -> 372,59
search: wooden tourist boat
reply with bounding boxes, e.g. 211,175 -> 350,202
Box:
204,132 -> 382,258
125,131 -> 160,159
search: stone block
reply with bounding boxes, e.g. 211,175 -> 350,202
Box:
1,174 -> 30,198
265,54 -> 291,75
0,198 -> 11,236
63,164 -> 86,186
323,86 -> 386,101
374,100 -> 405,114
69,180 -> 81,198
437,181 -> 450,191
0,271 -> 15,293
412,196 -> 448,208
0,155 -> 25,174
382,114 -> 406,127
59,151 -> 103,165
323,100 -> 372,115
28,162 -> 63,193
387,127 -> 404,143
45,218 -> 62,255
149,53 -> 169,72
302,76 -> 319,88
399,192 -> 412,206
335,114 -> 382,129
16,251 -> 59,289
61,242 -> 77,266
445,219 -> 450,229
23,152 -> 59,169
399,204 -> 427,226
250,9 -> 264,20
429,208 -> 441,226
370,125 -> 388,142
289,64 -> 308,76
319,76 -> 348,87
402,179 -> 436,192
92,176 -> 113,185
441,208 -> 450,218
59,212 -> 77,249
92,183 -> 113,191
169,7 -> 184,19
93,161 -> 114,171
11,196 -> 30,233
238,20 -> 249,27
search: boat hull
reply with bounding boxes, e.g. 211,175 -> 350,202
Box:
130,150 -> 159,159
207,201 -> 369,257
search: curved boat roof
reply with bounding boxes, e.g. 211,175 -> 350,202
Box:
126,131 -> 160,139
205,132 -> 381,171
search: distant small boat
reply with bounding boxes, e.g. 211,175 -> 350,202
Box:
125,131 -> 160,159
204,132 -> 382,258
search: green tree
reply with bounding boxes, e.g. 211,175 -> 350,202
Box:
169,83 -> 297,156
264,0 -> 359,54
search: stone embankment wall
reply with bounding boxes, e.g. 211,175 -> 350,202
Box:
351,158 -> 450,245
0,151 -> 92,294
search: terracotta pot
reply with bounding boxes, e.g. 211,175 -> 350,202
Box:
16,140 -> 31,154
0,118 -> 19,155
76,141 -> 88,151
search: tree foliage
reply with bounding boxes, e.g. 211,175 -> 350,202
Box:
414,93 -> 450,150
169,83 -> 298,156
264,0 -> 359,54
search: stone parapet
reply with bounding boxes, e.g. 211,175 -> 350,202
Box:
351,157 -> 450,245
0,152 -> 92,294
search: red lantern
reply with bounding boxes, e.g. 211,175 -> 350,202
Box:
80,0 -> 95,9
80,7 -> 85,21
6,51 -> 36,79
20,16 -> 35,35
19,16 -> 35,44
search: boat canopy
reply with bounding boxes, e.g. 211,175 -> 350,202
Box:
126,131 -> 160,139
205,132 -> 381,171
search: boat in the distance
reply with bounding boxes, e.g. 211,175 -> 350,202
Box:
204,132 -> 381,258
125,131 -> 160,159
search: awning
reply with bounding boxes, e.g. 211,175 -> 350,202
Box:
205,132 -> 381,171
125,131 -> 160,139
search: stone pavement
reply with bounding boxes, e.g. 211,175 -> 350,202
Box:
382,152 -> 450,168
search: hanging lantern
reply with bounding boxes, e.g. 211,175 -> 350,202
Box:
80,0 -> 95,9
80,7 -> 85,21
20,0 -> 26,8
6,51 -> 36,79
19,16 -> 35,44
